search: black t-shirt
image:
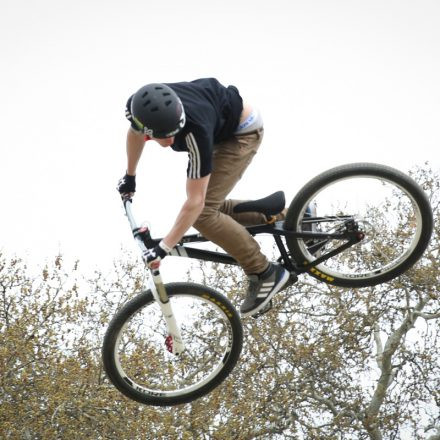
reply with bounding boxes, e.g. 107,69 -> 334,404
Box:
126,78 -> 243,178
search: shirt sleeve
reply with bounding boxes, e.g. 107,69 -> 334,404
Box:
125,95 -> 142,132
184,130 -> 213,179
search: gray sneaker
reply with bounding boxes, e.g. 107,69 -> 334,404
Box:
240,263 -> 290,318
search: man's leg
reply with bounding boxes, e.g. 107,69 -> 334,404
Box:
193,129 -> 290,318
193,129 -> 268,275
220,199 -> 286,226
219,199 -> 267,226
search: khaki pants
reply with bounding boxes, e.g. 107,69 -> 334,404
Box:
193,128 -> 268,275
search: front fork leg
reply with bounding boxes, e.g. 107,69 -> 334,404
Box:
149,269 -> 185,355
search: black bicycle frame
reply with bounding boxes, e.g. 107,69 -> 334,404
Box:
137,217 -> 363,276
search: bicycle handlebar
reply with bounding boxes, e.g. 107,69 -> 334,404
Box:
123,198 -> 137,231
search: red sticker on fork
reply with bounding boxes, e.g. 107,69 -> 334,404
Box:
165,335 -> 173,353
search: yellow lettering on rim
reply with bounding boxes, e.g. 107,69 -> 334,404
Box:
309,267 -> 335,283
202,294 -> 233,318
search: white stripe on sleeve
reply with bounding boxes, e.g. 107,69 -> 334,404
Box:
185,133 -> 201,179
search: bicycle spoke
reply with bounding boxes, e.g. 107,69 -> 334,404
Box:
309,181 -> 418,275
285,164 -> 432,287
114,294 -> 234,396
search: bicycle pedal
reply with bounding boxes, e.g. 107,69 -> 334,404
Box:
287,273 -> 298,286
252,300 -> 273,319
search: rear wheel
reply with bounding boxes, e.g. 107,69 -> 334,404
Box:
102,283 -> 243,406
284,163 -> 433,287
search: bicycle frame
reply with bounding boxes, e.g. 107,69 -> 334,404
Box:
171,219 -> 363,274
124,198 -> 363,279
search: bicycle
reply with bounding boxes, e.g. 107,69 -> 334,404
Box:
102,162 -> 433,406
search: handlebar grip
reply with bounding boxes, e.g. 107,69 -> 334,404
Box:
133,226 -> 157,248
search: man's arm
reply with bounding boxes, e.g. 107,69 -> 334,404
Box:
117,128 -> 146,195
126,128 -> 146,175
162,175 -> 210,249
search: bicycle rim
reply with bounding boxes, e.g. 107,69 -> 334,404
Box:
111,290 -> 238,402
292,174 -> 425,284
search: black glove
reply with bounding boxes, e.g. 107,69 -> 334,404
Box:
117,173 -> 136,194
145,241 -> 170,269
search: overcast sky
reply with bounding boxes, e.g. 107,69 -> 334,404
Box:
1,0 -> 439,274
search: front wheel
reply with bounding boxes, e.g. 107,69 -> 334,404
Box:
284,163 -> 433,287
102,283 -> 243,406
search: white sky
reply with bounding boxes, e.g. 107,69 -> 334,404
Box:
1,0 -> 439,275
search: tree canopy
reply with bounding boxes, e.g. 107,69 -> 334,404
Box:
1,165 -> 439,439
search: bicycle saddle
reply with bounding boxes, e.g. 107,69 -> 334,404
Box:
232,191 -> 286,218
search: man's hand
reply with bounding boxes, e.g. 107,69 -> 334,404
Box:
117,173 -> 136,196
145,241 -> 171,269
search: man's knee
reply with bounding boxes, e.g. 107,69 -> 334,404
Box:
194,205 -> 219,229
